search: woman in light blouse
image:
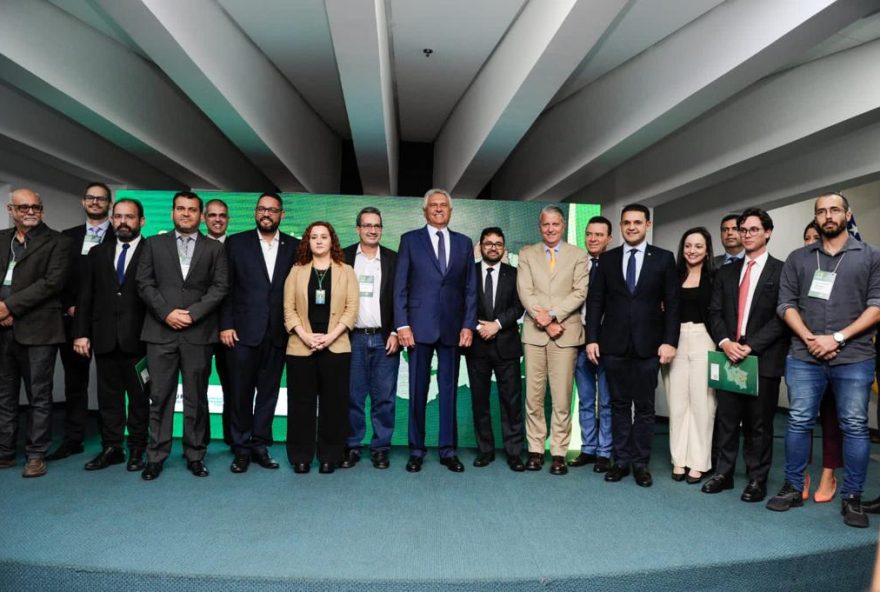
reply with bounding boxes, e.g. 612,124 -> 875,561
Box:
283,221 -> 358,474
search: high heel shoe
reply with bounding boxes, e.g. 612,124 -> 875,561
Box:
686,471 -> 703,485
802,472 -> 811,502
814,471 -> 837,503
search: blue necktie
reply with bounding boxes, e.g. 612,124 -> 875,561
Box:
437,231 -> 447,275
116,243 -> 129,285
724,254 -> 734,266
589,257 -> 599,286
626,248 -> 637,294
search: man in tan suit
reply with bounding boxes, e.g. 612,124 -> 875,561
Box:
517,205 -> 588,475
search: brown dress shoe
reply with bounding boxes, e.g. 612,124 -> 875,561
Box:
549,456 -> 568,476
525,453 -> 544,471
22,457 -> 47,478
0,457 -> 16,469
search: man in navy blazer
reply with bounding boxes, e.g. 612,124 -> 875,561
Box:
586,204 -> 680,488
394,189 -> 477,473
219,193 -> 298,473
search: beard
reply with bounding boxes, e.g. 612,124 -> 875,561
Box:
115,225 -> 140,241
258,217 -> 280,234
819,220 -> 846,239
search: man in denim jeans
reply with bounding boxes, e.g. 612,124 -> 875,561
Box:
767,193 -> 880,528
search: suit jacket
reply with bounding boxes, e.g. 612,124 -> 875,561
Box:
586,244 -> 680,357
393,226 -> 477,346
283,261 -> 359,356
219,230 -> 299,348
73,237 -> 146,356
517,241 -> 588,348
137,232 -> 229,345
0,223 -> 70,345
343,243 -> 397,341
467,261 -> 523,360
708,255 -> 789,378
61,222 -> 115,312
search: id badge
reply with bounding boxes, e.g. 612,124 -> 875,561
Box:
359,274 -> 375,298
808,269 -> 836,300
81,233 -> 101,255
3,261 -> 14,287
315,289 -> 326,305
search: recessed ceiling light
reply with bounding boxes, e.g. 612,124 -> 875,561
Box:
422,48 -> 433,57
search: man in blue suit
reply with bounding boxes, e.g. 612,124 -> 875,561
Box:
219,193 -> 299,473
394,189 -> 477,473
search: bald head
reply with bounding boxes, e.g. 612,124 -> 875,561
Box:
8,188 -> 44,233
10,188 -> 40,204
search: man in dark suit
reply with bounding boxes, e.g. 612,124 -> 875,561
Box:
703,207 -> 788,503
219,193 -> 297,473
586,203 -> 680,488
394,189 -> 477,473
340,206 -> 399,470
464,227 -> 525,471
137,191 -> 229,480
47,181 -> 114,461
0,188 -> 70,478
72,199 -> 150,472
713,213 -> 744,268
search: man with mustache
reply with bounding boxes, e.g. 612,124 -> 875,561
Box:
219,193 -> 298,473
73,199 -> 150,471
768,193 -> 880,528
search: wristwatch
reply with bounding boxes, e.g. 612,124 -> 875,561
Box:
833,331 -> 846,348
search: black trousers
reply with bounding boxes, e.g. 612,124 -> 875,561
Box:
714,376 -> 780,483
286,351 -> 350,464
226,339 -> 284,455
603,354 -> 660,469
94,350 -> 149,450
0,329 -> 57,459
465,351 -> 523,459
205,342 -> 231,446
145,341 -> 212,464
59,328 -> 91,445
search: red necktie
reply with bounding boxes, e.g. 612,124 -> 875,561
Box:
736,260 -> 756,341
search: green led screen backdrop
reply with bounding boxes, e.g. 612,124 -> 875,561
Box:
117,190 -> 600,448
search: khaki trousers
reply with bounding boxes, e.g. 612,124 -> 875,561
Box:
524,342 -> 577,457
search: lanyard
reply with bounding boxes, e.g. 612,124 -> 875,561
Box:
816,249 -> 846,274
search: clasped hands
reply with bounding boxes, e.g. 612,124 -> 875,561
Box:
165,309 -> 192,330
531,306 -> 564,340
0,301 -> 11,327
803,332 -> 839,361
721,340 -> 752,364
397,326 -> 472,348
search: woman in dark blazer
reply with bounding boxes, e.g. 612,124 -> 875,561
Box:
661,227 -> 716,484
283,221 -> 358,474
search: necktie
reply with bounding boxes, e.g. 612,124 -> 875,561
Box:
484,267 -> 494,317
177,236 -> 193,259
436,231 -> 447,275
116,243 -> 130,285
549,249 -> 556,273
589,257 -> 599,286
736,259 -> 756,341
626,248 -> 637,294
724,254 -> 734,266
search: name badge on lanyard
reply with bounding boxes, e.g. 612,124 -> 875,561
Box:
3,261 -> 15,287
81,232 -> 101,255
314,267 -> 328,305
808,249 -> 846,301
359,274 -> 375,298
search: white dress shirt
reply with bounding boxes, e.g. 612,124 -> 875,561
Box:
114,235 -> 142,277
621,239 -> 647,284
427,225 -> 450,268
258,230 -> 280,282
353,245 -> 383,329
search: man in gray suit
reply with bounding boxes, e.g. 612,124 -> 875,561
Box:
137,191 -> 229,480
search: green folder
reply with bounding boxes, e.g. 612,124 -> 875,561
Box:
135,357 -> 150,390
708,350 -> 759,396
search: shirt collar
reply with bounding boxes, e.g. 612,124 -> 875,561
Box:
745,250 -> 769,266
807,234 -> 863,255
356,243 -> 381,259
87,219 -> 111,234
256,229 -> 279,244
624,239 -> 647,254
174,230 -> 197,241
543,242 -> 562,254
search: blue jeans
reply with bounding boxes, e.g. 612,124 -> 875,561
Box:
574,349 -> 612,457
784,356 -> 873,497
347,331 -> 400,452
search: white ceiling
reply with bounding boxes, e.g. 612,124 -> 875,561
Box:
4,0 -> 880,218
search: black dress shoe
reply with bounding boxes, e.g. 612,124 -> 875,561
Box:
127,449 -> 145,472
187,460 -> 209,477
741,480 -> 767,503
862,494 -> 880,514
405,456 -> 423,473
319,461 -> 335,474
671,471 -> 686,482
842,495 -> 870,528
604,464 -> 630,482
766,481 -> 804,512
440,456 -> 465,472
567,452 -> 596,467
508,456 -> 525,472
46,441 -> 85,461
293,462 -> 310,474
251,452 -> 280,469
701,474 -> 734,494
525,453 -> 544,471
593,456 -> 611,473
339,448 -> 360,469
473,452 -> 495,468
141,462 -> 163,481
371,450 -> 390,469
230,454 -> 250,474
84,447 -> 125,471
633,467 -> 653,487
549,456 -> 568,476
685,472 -> 703,485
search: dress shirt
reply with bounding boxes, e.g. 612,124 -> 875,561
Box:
174,230 -> 197,279
114,235 -> 142,277
208,234 -> 227,243
722,250 -> 745,265
736,251 -> 768,339
480,260 -> 503,329
621,239 -> 647,284
81,219 -> 111,254
353,244 -> 383,329
257,230 -> 280,282
427,225 -> 450,268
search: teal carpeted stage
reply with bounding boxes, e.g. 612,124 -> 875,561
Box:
0,415 -> 877,591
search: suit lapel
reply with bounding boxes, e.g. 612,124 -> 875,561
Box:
121,240 -> 144,286
420,227 -> 443,275
163,233 -> 185,283
187,234 -> 207,280
632,246 -> 653,296
14,225 -> 49,264
379,247 -> 391,301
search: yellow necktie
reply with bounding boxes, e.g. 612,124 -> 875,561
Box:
549,249 -> 556,273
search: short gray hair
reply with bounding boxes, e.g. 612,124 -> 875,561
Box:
423,188 -> 453,210
539,204 -> 565,221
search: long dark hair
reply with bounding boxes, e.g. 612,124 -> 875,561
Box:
676,226 -> 714,283
296,221 -> 345,265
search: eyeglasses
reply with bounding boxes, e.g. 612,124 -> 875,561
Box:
815,207 -> 846,217
83,194 -> 110,203
358,223 -> 382,230
738,226 -> 763,236
9,204 -> 43,213
481,241 -> 504,249
255,206 -> 282,215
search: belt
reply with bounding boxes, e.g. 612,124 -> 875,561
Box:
354,327 -> 382,334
